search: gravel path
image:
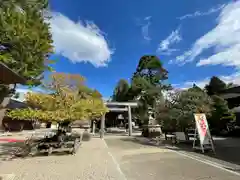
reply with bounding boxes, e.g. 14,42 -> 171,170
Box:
0,138 -> 123,180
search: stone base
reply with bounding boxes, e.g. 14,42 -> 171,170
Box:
142,125 -> 162,138
82,129 -> 92,141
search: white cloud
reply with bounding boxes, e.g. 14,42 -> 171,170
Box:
178,4 -> 226,20
49,12 -> 113,67
142,23 -> 151,41
173,50 -> 192,65
144,16 -> 151,21
157,27 -> 182,55
176,72 -> 240,89
174,1 -> 240,68
136,16 -> 152,41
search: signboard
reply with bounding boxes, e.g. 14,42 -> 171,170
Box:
194,114 -> 210,145
193,113 -> 215,153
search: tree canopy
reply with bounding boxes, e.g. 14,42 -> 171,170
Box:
112,79 -> 130,102
111,55 -> 170,124
157,86 -> 213,131
205,76 -> 227,96
0,0 -> 53,85
7,73 -> 108,122
208,95 -> 235,131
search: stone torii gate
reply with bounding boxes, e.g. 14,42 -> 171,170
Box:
100,102 -> 138,139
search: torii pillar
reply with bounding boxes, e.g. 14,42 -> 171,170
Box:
128,105 -> 132,136
100,102 -> 137,138
100,114 -> 105,139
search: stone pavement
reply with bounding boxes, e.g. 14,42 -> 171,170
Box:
0,137 -> 124,180
1,133 -> 240,180
133,135 -> 240,172
105,136 -> 240,180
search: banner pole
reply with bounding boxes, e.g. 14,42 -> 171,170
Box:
209,130 -> 216,154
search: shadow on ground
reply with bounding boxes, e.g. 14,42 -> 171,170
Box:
119,136 -> 240,169
120,136 -> 172,147
0,141 -> 79,161
106,131 -> 128,135
0,141 -> 27,161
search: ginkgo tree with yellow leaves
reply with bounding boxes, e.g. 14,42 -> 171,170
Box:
7,73 -> 108,126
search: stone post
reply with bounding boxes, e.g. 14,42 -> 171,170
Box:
128,106 -> 132,136
100,114 -> 105,139
92,120 -> 96,136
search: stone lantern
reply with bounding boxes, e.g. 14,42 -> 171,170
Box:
142,107 -> 162,138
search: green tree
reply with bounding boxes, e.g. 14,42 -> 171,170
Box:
209,95 -> 235,132
157,88 -> 213,132
112,79 -> 130,102
205,76 -> 226,96
131,55 -> 170,123
0,0 -> 54,84
0,0 -> 53,127
156,91 -> 178,131
204,77 -> 237,133
133,55 -> 169,87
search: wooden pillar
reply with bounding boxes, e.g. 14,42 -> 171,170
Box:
128,105 -> 132,136
100,114 -> 105,139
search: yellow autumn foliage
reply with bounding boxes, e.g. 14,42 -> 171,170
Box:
7,73 -> 108,122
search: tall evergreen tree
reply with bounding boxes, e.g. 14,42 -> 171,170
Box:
205,76 -> 226,96
131,55 -> 170,123
112,79 -> 130,102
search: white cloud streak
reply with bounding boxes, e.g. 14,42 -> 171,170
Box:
173,1 -> 240,69
136,16 -> 152,41
142,23 -> 151,41
178,4 -> 226,20
157,27 -> 182,55
49,12 -> 113,67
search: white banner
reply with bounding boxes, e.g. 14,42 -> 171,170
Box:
194,113 -> 211,145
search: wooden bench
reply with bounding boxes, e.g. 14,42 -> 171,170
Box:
175,132 -> 187,144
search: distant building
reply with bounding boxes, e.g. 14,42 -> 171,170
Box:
219,86 -> 240,126
3,89 -> 36,131
219,86 -> 240,110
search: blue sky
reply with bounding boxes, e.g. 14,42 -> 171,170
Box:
19,0 -> 240,98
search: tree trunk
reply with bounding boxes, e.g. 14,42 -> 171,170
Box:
46,122 -> 52,128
